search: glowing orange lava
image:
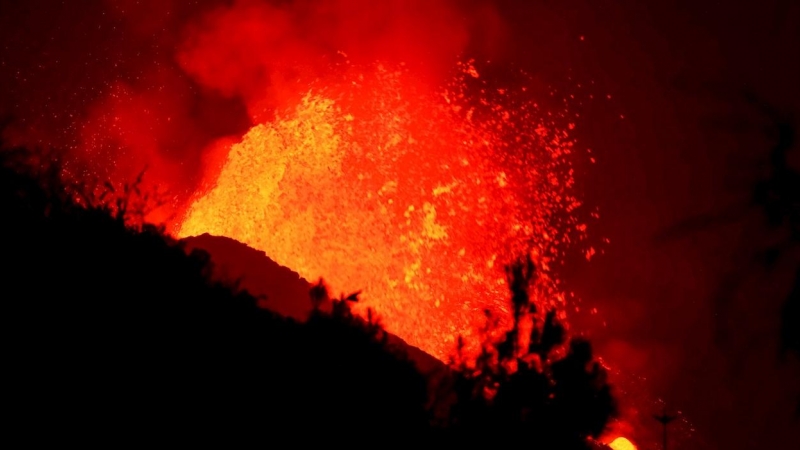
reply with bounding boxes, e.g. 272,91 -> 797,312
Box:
178,61 -> 585,360
608,437 -> 637,450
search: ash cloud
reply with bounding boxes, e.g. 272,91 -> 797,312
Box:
178,1 -> 468,107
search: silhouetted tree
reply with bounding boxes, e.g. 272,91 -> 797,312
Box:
441,255 -> 617,448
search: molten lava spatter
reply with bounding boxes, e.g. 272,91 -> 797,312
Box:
178,61 -> 585,360
608,437 -> 637,450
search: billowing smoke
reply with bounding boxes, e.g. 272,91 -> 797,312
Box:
176,0 -> 476,113
4,1 -> 798,449
0,0 -> 641,447
1,0 -> 508,221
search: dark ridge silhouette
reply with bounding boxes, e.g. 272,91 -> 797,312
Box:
0,141 -> 616,446
181,232 -> 444,375
0,145 -> 430,442
181,233 -> 313,320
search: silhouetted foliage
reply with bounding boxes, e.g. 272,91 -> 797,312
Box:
0,140 -> 617,444
440,255 -> 617,448
0,143 -> 429,443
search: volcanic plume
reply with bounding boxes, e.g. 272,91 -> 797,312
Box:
0,0 -> 596,364
5,0 -> 800,448
1,0 -> 611,435
58,0 -> 579,360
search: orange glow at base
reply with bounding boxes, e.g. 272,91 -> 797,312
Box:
609,437 -> 637,450
178,61 -> 585,360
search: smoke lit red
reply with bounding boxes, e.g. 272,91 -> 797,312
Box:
177,59 -> 587,359
10,1 -> 792,448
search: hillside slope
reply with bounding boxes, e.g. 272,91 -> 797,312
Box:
181,233 -> 445,374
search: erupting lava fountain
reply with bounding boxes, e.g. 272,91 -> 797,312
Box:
177,60 -> 589,360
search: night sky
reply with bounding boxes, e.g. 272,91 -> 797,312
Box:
2,1 -> 799,448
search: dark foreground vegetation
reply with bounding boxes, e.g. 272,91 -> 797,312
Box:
0,143 -> 615,447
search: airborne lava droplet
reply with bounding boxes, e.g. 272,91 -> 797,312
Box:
609,437 -> 637,450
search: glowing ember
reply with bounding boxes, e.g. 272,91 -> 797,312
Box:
608,437 -> 637,450
178,61 -> 585,359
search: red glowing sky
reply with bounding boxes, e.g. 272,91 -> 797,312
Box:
1,1 -> 800,449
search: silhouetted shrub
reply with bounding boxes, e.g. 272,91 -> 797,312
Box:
0,141 -> 616,445
439,255 -> 617,448
0,145 -> 429,443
